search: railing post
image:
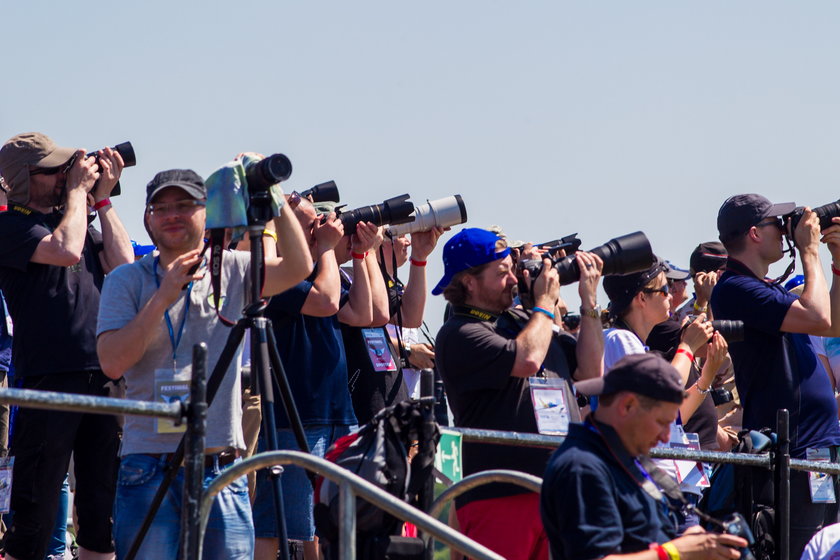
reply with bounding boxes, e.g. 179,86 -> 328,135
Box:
339,481 -> 356,560
181,344 -> 208,560
775,409 -> 790,560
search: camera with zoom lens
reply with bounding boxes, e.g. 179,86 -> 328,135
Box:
386,194 -> 468,236
519,231 -> 655,286
243,153 -> 292,192
685,316 -> 745,343
299,180 -> 340,204
786,199 -> 840,233
719,513 -> 756,560
337,194 -> 416,235
83,141 -> 136,196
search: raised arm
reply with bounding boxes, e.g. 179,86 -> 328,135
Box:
511,258 -> 560,378
262,203 -> 313,297
395,227 -> 445,328
573,252 -> 604,381
91,147 -> 133,272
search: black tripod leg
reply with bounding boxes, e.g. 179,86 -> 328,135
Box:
124,320 -> 248,560
265,321 -> 311,454
253,317 -> 291,560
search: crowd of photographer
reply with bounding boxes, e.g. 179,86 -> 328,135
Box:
2,130 -> 840,560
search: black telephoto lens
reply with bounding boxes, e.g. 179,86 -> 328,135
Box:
339,194 -> 415,235
246,153 -> 292,192
709,320 -> 745,343
301,181 -> 340,203
554,231 -> 655,285
113,142 -> 136,167
788,199 -> 840,233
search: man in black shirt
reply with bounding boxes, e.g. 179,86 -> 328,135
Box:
0,133 -> 133,560
433,227 -> 603,560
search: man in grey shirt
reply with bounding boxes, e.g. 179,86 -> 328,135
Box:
96,168 -> 311,560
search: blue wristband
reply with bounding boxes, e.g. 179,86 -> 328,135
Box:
532,306 -> 555,320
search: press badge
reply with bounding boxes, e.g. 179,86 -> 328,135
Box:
362,328 -> 397,372
529,377 -> 570,436
155,367 -> 191,434
806,448 -> 836,503
0,456 -> 13,513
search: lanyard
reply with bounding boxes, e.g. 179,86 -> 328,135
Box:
153,256 -> 193,368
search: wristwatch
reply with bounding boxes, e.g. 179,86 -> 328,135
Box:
580,305 -> 602,319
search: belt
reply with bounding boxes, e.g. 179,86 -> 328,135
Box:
144,448 -> 239,469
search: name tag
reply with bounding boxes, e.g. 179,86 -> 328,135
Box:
529,377 -> 570,436
155,367 -> 191,434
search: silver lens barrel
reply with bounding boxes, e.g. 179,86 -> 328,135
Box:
387,195 -> 467,236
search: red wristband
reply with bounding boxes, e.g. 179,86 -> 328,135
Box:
0,206 -> 7,212
93,198 -> 111,211
351,251 -> 367,260
653,544 -> 669,560
832,264 -> 840,277
675,348 -> 694,362
409,257 -> 427,267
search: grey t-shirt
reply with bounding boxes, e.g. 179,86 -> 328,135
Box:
97,250 -> 251,456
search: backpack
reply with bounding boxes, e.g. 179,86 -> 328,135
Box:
314,400 -> 440,558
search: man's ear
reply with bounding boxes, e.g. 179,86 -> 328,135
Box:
616,392 -> 638,417
462,274 -> 477,297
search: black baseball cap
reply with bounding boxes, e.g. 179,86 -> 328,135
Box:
689,241 -> 728,275
145,169 -> 206,205
603,258 -> 668,318
717,194 -> 795,243
575,353 -> 685,404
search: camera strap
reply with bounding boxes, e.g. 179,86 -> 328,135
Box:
208,230 -> 235,327
771,234 -> 797,286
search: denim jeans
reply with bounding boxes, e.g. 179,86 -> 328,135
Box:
253,424 -> 353,540
113,453 -> 253,560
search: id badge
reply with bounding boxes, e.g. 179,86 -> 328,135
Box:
807,448 -> 836,503
671,430 -> 710,488
362,328 -> 397,372
0,456 -> 13,513
529,377 -> 570,436
155,367 -> 191,434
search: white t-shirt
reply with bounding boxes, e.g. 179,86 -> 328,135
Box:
801,523 -> 840,560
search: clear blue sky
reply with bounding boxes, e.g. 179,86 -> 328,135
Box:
4,1 -> 840,331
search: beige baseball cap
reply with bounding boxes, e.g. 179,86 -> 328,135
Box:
0,133 -> 76,205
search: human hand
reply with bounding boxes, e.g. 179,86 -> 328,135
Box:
92,146 -> 125,201
157,249 -> 204,307
313,212 -> 344,254
694,271 -> 717,307
410,226 -> 445,260
669,530 -> 747,559
821,216 -> 840,264
700,332 -> 727,389
576,252 -> 603,310
531,258 -> 560,310
352,222 -> 380,254
408,343 -> 435,370
793,207 -> 821,253
65,149 -> 99,194
681,314 -> 714,353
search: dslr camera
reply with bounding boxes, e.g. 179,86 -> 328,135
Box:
786,198 -> 840,233
79,141 -> 136,196
685,316 -> 745,343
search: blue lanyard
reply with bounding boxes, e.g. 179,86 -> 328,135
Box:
153,257 -> 193,367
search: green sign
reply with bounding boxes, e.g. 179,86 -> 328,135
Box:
435,429 -> 463,483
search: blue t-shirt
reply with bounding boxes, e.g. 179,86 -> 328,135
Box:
266,273 -> 356,428
710,259 -> 840,458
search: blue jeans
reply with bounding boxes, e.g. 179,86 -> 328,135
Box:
253,424 -> 353,540
113,454 -> 253,560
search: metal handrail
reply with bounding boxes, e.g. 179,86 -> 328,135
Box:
199,450 -> 505,560
0,387 -> 183,420
444,426 -> 840,475
429,469 -> 542,520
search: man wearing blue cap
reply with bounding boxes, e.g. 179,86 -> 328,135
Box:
433,227 -> 604,560
712,194 -> 840,557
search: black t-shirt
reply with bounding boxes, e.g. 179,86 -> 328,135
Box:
340,271 -> 408,426
435,306 -> 577,506
0,208 -> 105,377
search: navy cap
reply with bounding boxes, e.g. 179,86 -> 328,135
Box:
689,241 -> 728,275
145,169 -> 206,206
432,228 -> 510,295
603,258 -> 668,318
717,194 -> 795,243
575,353 -> 685,404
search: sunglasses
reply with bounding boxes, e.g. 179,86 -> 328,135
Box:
641,284 -> 670,297
756,217 -> 784,230
29,157 -> 75,177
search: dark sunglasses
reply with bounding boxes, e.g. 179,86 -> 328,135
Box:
29,157 -> 75,177
641,284 -> 670,296
756,217 -> 784,230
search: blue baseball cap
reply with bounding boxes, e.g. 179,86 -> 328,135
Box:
432,228 -> 511,295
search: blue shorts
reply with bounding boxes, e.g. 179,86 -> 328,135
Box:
113,453 -> 253,560
253,424 -> 353,540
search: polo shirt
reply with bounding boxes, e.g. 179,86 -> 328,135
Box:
541,419 -> 675,560
710,258 -> 840,458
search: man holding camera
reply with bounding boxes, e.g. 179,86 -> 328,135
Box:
433,227 -> 604,560
541,353 -> 748,560
0,133 -> 133,560
96,169 -> 311,559
711,193 -> 840,558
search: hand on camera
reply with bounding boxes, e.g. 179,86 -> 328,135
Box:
352,222 -> 380,254
66,149 -> 100,195
681,314 -> 715,353
793,207 -> 820,253
313,212 -> 344,255
531,258 -> 560,310
669,530 -> 748,559
821,216 -> 840,263
157,249 -> 204,307
576,252 -> 603,310
408,343 -> 435,370
694,271 -> 717,306
699,332 -> 727,390
409,226 -> 445,261
92,146 -> 124,201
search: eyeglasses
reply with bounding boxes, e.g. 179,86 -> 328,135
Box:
29,158 -> 75,177
756,218 -> 784,230
641,284 -> 670,297
147,199 -> 206,216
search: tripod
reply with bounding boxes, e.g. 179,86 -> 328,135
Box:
126,187 -> 310,560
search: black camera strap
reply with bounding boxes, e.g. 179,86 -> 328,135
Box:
207,229 -> 236,327
771,234 -> 797,286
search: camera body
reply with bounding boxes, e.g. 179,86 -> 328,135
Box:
685,316 -> 745,343
786,199 -> 840,233
84,141 -> 136,196
720,513 -> 756,560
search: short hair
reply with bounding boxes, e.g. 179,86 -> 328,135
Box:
720,233 -> 747,254
441,238 -> 508,305
598,390 -> 660,410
